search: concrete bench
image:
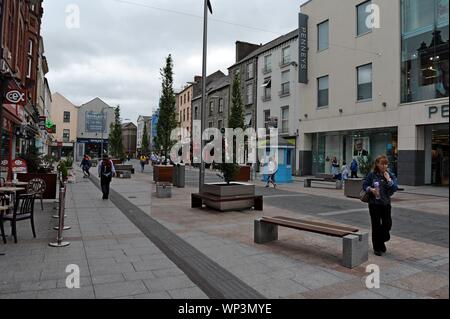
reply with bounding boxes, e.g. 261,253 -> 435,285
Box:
304,178 -> 343,189
254,216 -> 368,268
115,164 -> 135,174
192,193 -> 263,212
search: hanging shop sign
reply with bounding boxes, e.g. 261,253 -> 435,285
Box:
39,116 -> 46,130
12,158 -> 27,173
298,13 -> 309,84
5,87 -> 26,106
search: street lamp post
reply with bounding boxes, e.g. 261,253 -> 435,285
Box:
100,107 -> 109,158
199,0 -> 211,194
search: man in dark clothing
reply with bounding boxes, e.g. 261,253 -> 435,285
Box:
98,155 -> 116,199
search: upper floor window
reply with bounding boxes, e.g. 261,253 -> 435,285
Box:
262,78 -> 272,100
246,84 -> 253,105
194,107 -> 198,119
209,101 -> 214,115
218,99 -> 224,113
63,111 -> 71,123
28,40 -> 33,55
318,75 -> 329,107
281,107 -> 289,134
218,120 -> 223,129
247,62 -> 254,79
264,110 -> 271,128
264,55 -> 272,73
318,20 -> 329,51
187,107 -> 190,121
187,91 -> 190,102
63,129 -> 70,142
281,70 -> 290,95
357,63 -> 373,100
357,0 -> 373,36
282,46 -> 291,65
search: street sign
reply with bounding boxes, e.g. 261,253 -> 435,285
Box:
5,88 -> 26,106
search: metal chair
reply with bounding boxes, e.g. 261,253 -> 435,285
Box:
0,194 -> 10,244
1,193 -> 36,243
27,178 -> 46,211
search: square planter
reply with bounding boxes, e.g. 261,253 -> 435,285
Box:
202,182 -> 256,211
153,165 -> 174,183
344,178 -> 364,198
156,182 -> 172,198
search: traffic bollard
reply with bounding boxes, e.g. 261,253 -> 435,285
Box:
49,186 -> 70,247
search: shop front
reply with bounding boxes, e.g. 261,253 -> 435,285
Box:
76,138 -> 108,161
311,127 -> 398,176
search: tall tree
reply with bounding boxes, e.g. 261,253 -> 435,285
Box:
156,55 -> 177,163
141,121 -> 150,155
108,105 -> 125,160
220,73 -> 244,183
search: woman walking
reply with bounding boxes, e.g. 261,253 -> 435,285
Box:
265,157 -> 277,188
362,155 -> 398,256
81,154 -> 92,178
98,155 -> 116,200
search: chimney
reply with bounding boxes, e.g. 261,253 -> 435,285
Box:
235,41 -> 261,63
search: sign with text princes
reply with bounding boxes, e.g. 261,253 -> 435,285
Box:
298,12 -> 309,84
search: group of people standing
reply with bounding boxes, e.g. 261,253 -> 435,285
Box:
330,157 -> 359,181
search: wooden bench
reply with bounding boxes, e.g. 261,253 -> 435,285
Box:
304,174 -> 343,189
254,216 -> 368,268
192,193 -> 263,212
115,164 -> 134,174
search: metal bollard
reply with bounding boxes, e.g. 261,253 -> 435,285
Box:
49,186 -> 70,247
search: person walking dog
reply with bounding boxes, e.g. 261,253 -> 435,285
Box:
98,155 -> 116,200
362,155 -> 398,256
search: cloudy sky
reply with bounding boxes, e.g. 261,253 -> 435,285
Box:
42,0 -> 305,123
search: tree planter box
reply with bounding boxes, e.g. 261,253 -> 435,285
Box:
202,182 -> 255,211
17,173 -> 57,199
156,182 -> 172,198
344,178 -> 364,198
153,165 -> 174,183
234,165 -> 251,182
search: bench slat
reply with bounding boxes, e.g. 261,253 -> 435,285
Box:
261,217 -> 353,238
272,216 -> 359,233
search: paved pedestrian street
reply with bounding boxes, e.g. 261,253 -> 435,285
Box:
1,164 -> 447,299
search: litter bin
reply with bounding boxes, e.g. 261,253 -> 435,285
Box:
173,164 -> 185,188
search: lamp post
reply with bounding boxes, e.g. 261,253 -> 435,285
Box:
199,0 -> 212,193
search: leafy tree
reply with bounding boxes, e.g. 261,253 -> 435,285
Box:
108,105 -> 125,160
219,73 -> 243,184
141,121 -> 150,155
156,55 -> 177,163
358,155 -> 373,178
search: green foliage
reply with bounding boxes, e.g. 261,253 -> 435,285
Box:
219,73 -> 243,184
156,55 -> 177,162
19,145 -> 41,174
108,105 -> 125,160
62,157 -> 73,169
57,161 -> 68,179
358,155 -> 373,178
141,122 -> 150,155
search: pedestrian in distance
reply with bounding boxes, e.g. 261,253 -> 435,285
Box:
139,154 -> 147,173
331,156 -> 341,180
350,158 -> 359,178
362,155 -> 398,256
265,157 -> 277,189
98,154 -> 116,200
341,161 -> 349,181
81,154 -> 92,178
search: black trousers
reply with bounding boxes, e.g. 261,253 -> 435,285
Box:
100,175 -> 112,199
369,204 -> 392,251
351,171 -> 358,178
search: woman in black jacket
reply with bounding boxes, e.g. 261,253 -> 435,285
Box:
362,155 -> 398,256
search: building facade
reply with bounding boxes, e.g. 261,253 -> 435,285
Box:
256,30 -> 300,174
297,0 -> 449,186
49,93 -> 78,159
178,84 -> 193,139
228,42 -> 261,131
76,97 -> 115,161
136,115 -> 151,154
122,122 -> 137,157
1,0 -> 45,178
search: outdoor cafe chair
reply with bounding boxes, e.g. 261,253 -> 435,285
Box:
1,193 -> 36,244
26,178 -> 46,211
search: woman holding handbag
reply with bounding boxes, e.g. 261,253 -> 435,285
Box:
362,155 -> 398,256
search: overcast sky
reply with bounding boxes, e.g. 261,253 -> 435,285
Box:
42,0 -> 306,123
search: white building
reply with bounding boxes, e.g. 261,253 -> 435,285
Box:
297,0 -> 449,186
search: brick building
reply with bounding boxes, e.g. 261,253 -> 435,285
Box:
1,0 -> 45,178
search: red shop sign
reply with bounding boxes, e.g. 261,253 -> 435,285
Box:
12,158 -> 27,173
